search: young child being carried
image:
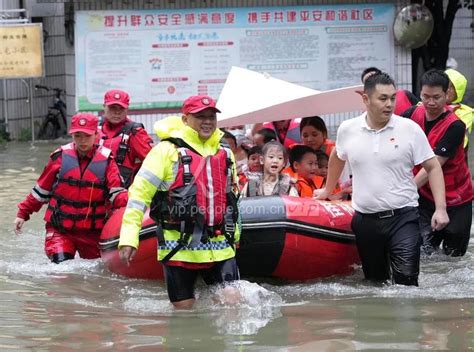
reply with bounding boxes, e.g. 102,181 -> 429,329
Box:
242,141 -> 298,197
287,145 -> 325,197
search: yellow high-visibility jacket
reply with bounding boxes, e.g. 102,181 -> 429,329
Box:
446,69 -> 474,148
118,116 -> 240,263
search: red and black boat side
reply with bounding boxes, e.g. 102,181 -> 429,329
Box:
99,196 -> 359,281
100,207 -> 164,279
236,196 -> 358,281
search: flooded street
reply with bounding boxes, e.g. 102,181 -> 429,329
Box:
1,141 -> 473,351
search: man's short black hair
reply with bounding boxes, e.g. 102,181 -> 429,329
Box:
420,69 -> 450,92
364,72 -> 396,94
361,67 -> 382,83
256,127 -> 277,143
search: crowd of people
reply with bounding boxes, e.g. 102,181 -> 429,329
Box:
13,66 -> 473,308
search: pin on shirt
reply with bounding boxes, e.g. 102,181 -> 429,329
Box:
390,137 -> 399,149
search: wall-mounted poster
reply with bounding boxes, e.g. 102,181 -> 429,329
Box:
75,4 -> 394,111
0,24 -> 44,79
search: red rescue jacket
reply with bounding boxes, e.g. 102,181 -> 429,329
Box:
98,118 -> 152,188
150,139 -> 238,243
45,143 -> 112,232
394,90 -> 415,116
263,120 -> 301,148
411,106 -> 473,206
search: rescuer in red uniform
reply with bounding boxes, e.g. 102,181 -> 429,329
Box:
14,113 -> 128,263
98,89 -> 154,188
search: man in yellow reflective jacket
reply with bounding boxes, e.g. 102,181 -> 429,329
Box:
118,95 -> 241,309
445,68 -> 474,150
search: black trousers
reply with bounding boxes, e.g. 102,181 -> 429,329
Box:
419,197 -> 472,257
351,207 -> 421,286
163,258 -> 240,303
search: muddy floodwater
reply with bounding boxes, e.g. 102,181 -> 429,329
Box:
1,141 -> 473,351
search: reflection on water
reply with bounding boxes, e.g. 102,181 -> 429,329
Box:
1,142 -> 474,350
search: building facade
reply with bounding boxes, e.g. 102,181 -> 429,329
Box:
0,0 -> 472,141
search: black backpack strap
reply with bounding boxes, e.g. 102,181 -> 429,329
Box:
163,137 -> 202,156
114,122 -> 135,165
176,148 -> 194,186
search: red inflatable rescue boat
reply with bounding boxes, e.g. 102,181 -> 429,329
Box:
99,196 -> 359,281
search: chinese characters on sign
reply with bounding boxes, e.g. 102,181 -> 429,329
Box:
0,24 -> 44,79
100,9 -> 375,28
75,5 -> 394,111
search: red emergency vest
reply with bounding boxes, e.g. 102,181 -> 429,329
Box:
394,90 -> 415,116
150,139 -> 238,248
45,143 -> 112,232
411,106 -> 473,206
263,120 -> 301,148
98,120 -> 143,188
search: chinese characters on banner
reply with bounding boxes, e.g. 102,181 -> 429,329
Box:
0,24 -> 44,79
75,5 -> 394,111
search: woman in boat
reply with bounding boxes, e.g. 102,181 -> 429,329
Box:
299,115 -> 335,156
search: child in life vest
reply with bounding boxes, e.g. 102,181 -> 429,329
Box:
316,151 -> 352,200
238,145 -> 263,190
288,145 -> 324,197
242,141 -> 298,197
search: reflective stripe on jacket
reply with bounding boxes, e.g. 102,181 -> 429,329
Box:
119,116 -> 240,264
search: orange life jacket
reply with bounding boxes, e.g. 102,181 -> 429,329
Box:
45,143 -> 111,232
295,175 -> 324,198
411,106 -> 473,206
320,139 -> 335,157
283,163 -> 342,196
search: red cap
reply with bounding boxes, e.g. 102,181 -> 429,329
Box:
69,113 -> 98,135
182,95 -> 221,115
104,89 -> 130,108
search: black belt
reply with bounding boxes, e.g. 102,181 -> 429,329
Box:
162,222 -> 181,231
358,207 -> 412,219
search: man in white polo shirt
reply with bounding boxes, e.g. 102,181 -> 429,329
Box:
315,72 -> 449,286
